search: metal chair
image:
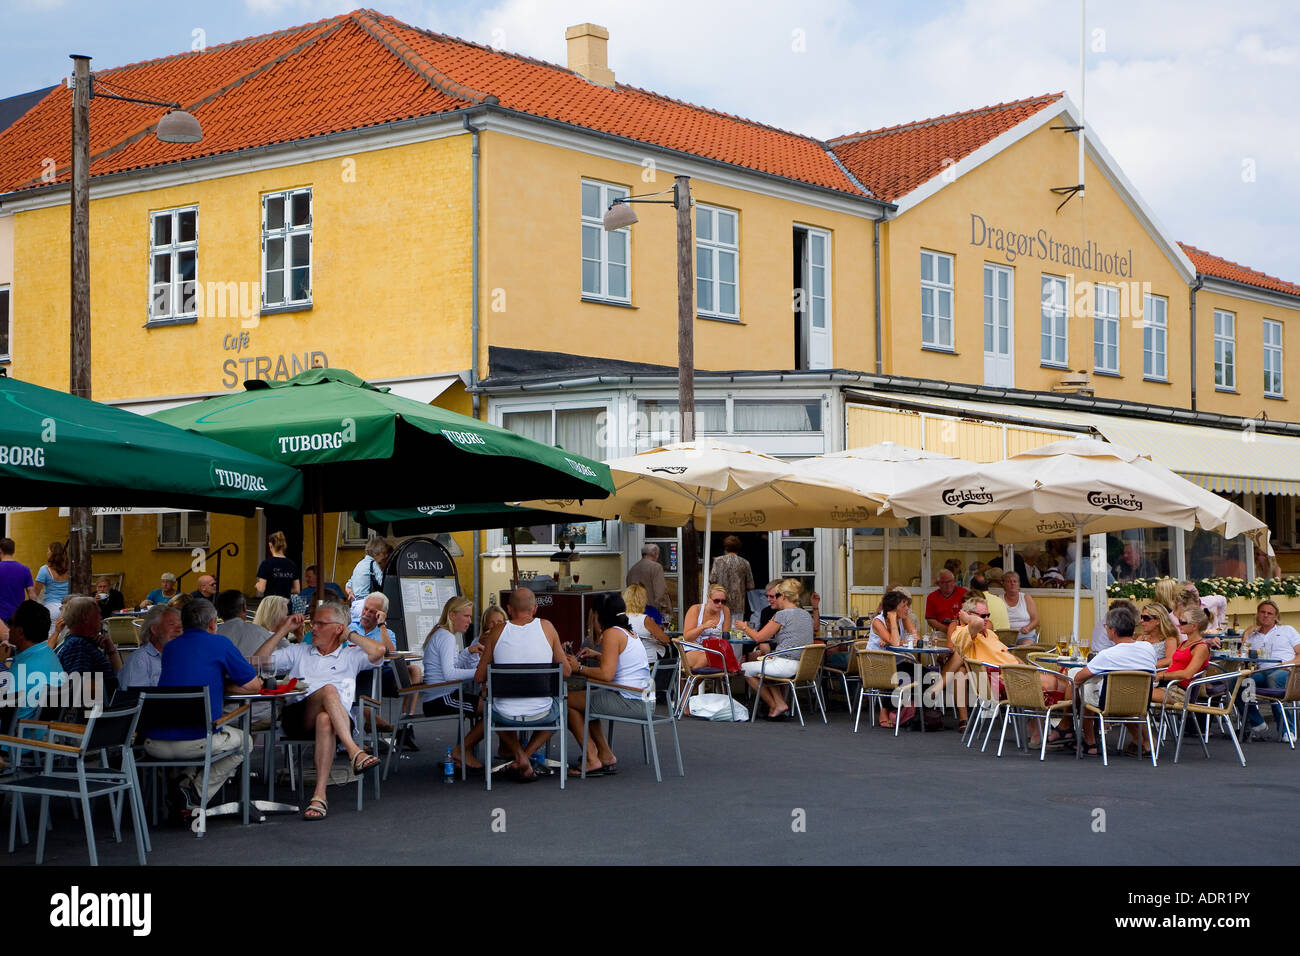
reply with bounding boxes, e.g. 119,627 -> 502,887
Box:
279,671 -> 380,812
1079,670 -> 1157,767
1247,663 -> 1300,748
581,659 -> 682,783
819,639 -> 865,712
0,701 -> 147,865
996,663 -> 1074,760
749,643 -> 827,726
673,639 -> 734,720
853,649 -> 917,735
961,659 -> 1006,752
1157,668 -> 1248,767
484,662 -> 566,792
383,657 -> 468,781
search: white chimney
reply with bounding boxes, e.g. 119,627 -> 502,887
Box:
565,23 -> 615,87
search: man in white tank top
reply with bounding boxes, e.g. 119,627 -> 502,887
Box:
471,588 -> 570,781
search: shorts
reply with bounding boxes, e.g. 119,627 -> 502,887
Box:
740,658 -> 799,679
423,695 -> 472,718
588,686 -> 650,719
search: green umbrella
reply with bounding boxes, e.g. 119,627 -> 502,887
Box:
0,375 -> 302,512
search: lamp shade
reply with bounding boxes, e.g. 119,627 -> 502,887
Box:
156,109 -> 202,143
602,201 -> 638,230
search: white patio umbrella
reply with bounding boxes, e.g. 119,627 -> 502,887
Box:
519,438 -> 895,606
881,438 -> 1271,642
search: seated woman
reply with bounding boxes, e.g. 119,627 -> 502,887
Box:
1148,605 -> 1211,738
422,595 -> 484,770
623,584 -> 671,665
1001,572 -> 1040,645
681,584 -> 740,674
735,579 -> 814,720
253,595 -> 298,647
1140,602 -> 1181,668
860,589 -> 919,728
564,593 -> 652,775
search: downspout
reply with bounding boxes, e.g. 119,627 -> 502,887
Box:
1189,275 -> 1202,412
464,112 -> 483,614
873,217 -> 884,374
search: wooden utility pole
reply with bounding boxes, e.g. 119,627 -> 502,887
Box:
69,54 -> 93,597
673,174 -> 700,613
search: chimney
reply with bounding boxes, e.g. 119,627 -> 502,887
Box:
565,23 -> 615,87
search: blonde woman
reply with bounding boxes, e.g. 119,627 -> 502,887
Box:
735,579 -> 814,720
421,596 -> 482,771
252,594 -> 299,648
256,530 -> 300,599
1151,606 -> 1211,703
681,583 -> 739,673
623,584 -> 671,665
1140,602 -> 1181,668
1152,578 -> 1182,620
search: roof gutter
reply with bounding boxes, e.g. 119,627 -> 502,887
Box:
462,111 -> 483,618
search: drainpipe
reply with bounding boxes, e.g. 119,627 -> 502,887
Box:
873,218 -> 884,374
464,112 -> 483,613
1189,275 -> 1202,412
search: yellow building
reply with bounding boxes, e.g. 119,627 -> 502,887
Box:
1,11 -> 1297,628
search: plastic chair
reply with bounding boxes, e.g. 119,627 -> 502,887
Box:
581,659 -> 682,783
748,643 -> 827,727
853,649 -> 917,735
996,663 -> 1074,760
484,662 -> 567,792
1079,670 -> 1157,767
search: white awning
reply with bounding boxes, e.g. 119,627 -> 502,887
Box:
849,390 -> 1300,496
377,373 -> 466,405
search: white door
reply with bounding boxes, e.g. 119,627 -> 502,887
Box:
806,229 -> 831,369
983,263 -> 1014,387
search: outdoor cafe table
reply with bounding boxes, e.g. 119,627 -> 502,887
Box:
224,681 -> 314,822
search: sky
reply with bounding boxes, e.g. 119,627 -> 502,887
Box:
2,0 -> 1297,281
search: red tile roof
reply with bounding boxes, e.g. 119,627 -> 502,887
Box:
1179,243 -> 1300,299
0,9 -> 865,197
828,93 -> 1064,202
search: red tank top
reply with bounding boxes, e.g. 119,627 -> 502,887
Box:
1168,640 -> 1206,688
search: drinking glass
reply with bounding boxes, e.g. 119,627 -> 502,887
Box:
1055,638 -> 1068,657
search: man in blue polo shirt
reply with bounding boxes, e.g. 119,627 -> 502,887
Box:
1,601 -> 66,723
144,598 -> 260,810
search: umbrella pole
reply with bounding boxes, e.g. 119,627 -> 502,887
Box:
882,527 -> 890,591
508,527 -> 520,590
313,476 -> 325,617
1071,523 -> 1083,642
701,506 -> 713,608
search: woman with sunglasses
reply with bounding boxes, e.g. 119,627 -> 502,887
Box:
681,583 -> 740,675
736,578 -> 814,720
1138,603 -> 1180,669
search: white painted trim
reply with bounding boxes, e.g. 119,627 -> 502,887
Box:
1199,277 -> 1300,312
887,95 -> 1196,284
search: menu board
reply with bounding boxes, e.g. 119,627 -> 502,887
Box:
381,537 -> 460,654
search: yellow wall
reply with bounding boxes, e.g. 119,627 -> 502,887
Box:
9,136 -> 472,398
478,131 -> 876,377
0,214 -> 12,284
1194,289 -> 1298,418
883,117 -> 1192,407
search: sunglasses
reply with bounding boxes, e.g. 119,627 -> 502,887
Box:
1139,614 -> 1156,622
765,593 -> 777,599
710,598 -> 725,605
977,612 -> 991,619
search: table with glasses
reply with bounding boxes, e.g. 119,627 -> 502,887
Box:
224,679 -> 315,822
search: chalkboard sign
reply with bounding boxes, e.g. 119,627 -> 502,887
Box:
382,537 -> 460,653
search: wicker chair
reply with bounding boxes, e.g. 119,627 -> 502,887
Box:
1079,670 -> 1157,767
749,643 -> 827,726
820,639 -> 866,712
1249,663 -> 1300,749
1014,645 -> 1055,664
673,639 -> 735,720
962,659 -> 1005,752
853,649 -> 917,736
995,629 -> 1020,647
1157,668 -> 1248,767
996,663 -> 1074,760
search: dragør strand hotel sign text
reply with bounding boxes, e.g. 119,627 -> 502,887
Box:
970,214 -> 1133,277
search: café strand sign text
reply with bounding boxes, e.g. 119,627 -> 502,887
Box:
220,331 -> 327,388
970,213 -> 1134,277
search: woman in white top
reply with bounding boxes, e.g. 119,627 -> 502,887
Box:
419,596 -> 485,770
346,536 -> 391,622
1001,572 -> 1039,645
623,583 -> 671,664
565,593 -> 652,776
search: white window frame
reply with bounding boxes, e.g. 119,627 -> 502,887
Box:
1093,284 -> 1120,374
920,249 -> 954,350
1214,309 -> 1236,390
982,263 -> 1014,387
696,204 -> 739,319
0,284 -> 10,361
1264,319 -> 1284,398
581,180 -> 631,303
1143,293 -> 1168,380
148,206 -> 198,323
157,512 -> 209,550
91,514 -> 122,552
261,187 -> 312,310
1040,274 -> 1068,367
341,515 -> 370,547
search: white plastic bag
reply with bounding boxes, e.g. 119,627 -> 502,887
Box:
685,692 -> 749,721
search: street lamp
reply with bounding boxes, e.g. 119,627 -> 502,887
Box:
603,173 -> 700,607
67,54 -> 203,595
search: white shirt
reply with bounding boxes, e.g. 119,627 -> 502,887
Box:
422,627 -> 477,703
1086,639 -> 1158,675
492,618 -> 554,718
117,641 -> 163,689
1245,624 -> 1300,664
271,641 -> 375,710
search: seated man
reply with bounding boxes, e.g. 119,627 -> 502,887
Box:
189,575 -> 217,603
94,578 -> 126,615
140,572 -> 179,609
297,565 -> 345,612
924,570 -> 966,634
0,601 -> 66,723
216,589 -> 294,657
471,587 -> 570,781
1068,604 -> 1158,756
118,603 -> 182,690
146,598 -> 261,814
349,592 -> 413,742
252,601 -> 386,821
55,595 -> 121,705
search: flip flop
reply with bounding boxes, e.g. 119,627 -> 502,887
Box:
510,765 -> 539,783
569,766 -> 608,777
303,797 -> 328,821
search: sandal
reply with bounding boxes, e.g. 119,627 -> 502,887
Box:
303,797 -> 328,821
351,751 -> 380,774
1081,743 -> 1101,757
1045,728 -> 1077,748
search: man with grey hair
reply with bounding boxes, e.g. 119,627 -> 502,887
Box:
117,602 -> 182,690
147,598 -> 261,813
55,594 -> 121,699
626,542 -> 671,619
252,600 -> 386,821
1066,603 -> 1158,756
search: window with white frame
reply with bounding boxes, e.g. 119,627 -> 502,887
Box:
262,188 -> 312,309
1093,284 -> 1120,373
92,514 -> 122,552
149,207 -> 197,322
581,180 -> 630,302
1264,319 -> 1284,397
500,407 -> 608,547
696,204 -> 738,318
1143,293 -> 1167,380
921,250 -> 954,350
0,285 -> 10,360
158,512 -> 209,549
637,399 -> 727,445
1040,274 -> 1068,366
1214,309 -> 1236,390
341,514 -> 370,547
